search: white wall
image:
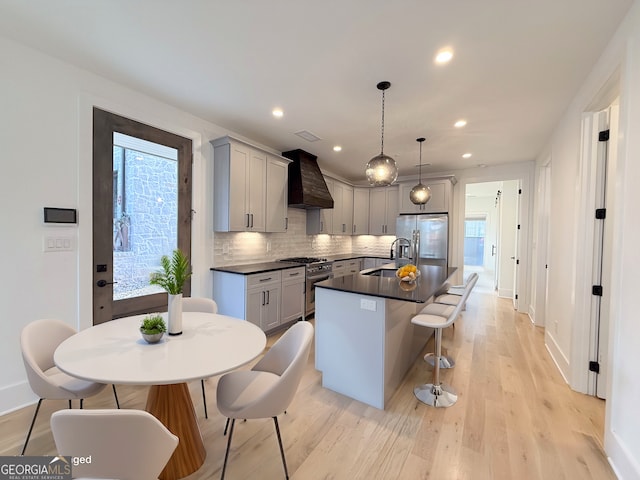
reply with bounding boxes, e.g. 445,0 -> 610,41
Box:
533,3 -> 640,477
0,35 -> 234,413
0,35 -> 393,414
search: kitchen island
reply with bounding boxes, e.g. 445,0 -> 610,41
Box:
314,264 -> 456,409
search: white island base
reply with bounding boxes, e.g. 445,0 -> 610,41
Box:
315,287 -> 433,409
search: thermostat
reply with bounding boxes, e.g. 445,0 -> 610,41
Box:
44,207 -> 77,224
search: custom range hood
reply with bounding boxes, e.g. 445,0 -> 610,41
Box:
282,149 -> 334,209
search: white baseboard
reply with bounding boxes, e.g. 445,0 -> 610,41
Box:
497,288 -> 513,298
606,429 -> 640,480
544,331 -> 570,385
0,380 -> 37,416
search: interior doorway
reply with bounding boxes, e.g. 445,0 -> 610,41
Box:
464,180 -> 520,299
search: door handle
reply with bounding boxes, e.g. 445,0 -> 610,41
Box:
96,279 -> 117,287
491,245 -> 496,256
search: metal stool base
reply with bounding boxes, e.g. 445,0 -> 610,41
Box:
414,383 -> 457,407
424,353 -> 455,369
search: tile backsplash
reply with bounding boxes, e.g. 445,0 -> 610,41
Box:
213,208 -> 395,266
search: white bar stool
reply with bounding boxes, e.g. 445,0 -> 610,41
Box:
418,303 -> 456,368
411,306 -> 461,407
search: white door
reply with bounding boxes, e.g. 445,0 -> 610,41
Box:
588,106 -> 617,399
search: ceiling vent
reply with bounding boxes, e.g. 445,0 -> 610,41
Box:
294,130 -> 322,142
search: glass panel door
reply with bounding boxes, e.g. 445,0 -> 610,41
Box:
93,108 -> 192,324
112,133 -> 178,301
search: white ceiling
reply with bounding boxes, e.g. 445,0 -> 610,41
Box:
0,0 -> 633,183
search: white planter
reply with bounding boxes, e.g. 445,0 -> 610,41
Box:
167,293 -> 183,335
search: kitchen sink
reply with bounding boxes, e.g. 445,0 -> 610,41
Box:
362,268 -> 397,278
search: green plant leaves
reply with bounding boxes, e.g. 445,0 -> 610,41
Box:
149,249 -> 192,295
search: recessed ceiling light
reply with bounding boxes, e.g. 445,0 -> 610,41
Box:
462,153 -> 472,158
272,108 -> 284,118
454,119 -> 467,128
435,48 -> 454,65
333,145 -> 342,152
477,164 -> 487,168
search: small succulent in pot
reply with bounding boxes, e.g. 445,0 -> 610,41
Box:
140,314 -> 167,343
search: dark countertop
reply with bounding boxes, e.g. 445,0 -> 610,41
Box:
316,264 -> 457,303
325,254 -> 391,262
210,254 -> 392,275
210,261 -> 303,275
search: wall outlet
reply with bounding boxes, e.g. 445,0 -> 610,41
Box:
266,241 -> 271,252
360,299 -> 377,311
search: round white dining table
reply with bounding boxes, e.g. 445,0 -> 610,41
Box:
54,312 -> 267,480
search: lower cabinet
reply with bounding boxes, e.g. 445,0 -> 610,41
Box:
281,267 -> 305,323
333,259 -> 363,278
213,267 -> 305,333
247,273 -> 281,332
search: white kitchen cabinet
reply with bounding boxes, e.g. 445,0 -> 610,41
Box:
306,178 -> 354,235
352,187 -> 370,235
332,182 -> 353,235
212,136 -> 290,232
213,267 -> 304,333
363,257 -> 392,269
369,185 -> 398,235
398,179 -> 452,214
281,267 -> 305,323
333,258 -> 363,278
306,177 -> 334,234
266,154 -> 289,232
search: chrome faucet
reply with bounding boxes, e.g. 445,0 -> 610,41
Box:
390,237 -> 412,263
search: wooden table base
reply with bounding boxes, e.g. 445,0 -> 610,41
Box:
146,383 -> 206,480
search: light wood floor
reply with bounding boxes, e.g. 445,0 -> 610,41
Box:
0,293 -> 614,479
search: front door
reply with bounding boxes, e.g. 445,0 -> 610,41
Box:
92,108 -> 192,324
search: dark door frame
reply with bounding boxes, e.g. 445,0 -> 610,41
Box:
93,107 -> 192,324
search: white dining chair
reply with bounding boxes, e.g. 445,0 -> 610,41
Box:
216,321 -> 314,480
20,319 -> 119,455
182,296 -> 218,419
51,409 -> 178,480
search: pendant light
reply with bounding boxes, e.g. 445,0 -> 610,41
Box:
409,137 -> 431,205
365,81 -> 398,186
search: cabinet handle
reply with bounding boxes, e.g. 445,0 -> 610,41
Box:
285,217 -> 288,230
262,291 -> 266,306
342,223 -> 346,233
320,221 -> 323,232
289,272 -> 300,276
266,290 -> 270,304
353,224 -> 356,233
259,277 -> 272,282
250,213 -> 254,228
246,213 -> 250,228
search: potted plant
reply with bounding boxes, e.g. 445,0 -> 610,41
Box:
149,249 -> 192,335
140,314 -> 166,344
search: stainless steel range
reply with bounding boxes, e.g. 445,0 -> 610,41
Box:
279,257 -> 333,317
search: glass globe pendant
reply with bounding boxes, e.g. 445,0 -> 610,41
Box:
409,137 -> 432,205
366,81 -> 398,186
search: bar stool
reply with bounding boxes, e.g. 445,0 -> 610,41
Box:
411,276 -> 476,407
418,303 -> 456,368
435,273 -> 478,308
411,305 -> 462,407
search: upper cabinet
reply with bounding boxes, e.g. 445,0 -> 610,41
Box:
369,185 -> 399,235
212,136 -> 290,232
352,187 -> 370,235
332,181 -> 353,235
306,177 -> 353,235
398,178 -> 453,214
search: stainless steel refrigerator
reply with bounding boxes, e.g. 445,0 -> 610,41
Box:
396,213 -> 448,267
